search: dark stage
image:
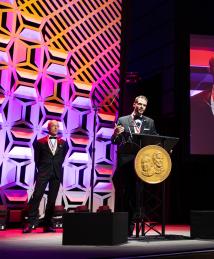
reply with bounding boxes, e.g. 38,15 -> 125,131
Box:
1,225 -> 214,259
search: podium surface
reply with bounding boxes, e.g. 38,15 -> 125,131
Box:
118,133 -> 179,152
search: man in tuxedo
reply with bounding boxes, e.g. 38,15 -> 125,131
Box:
111,95 -> 158,236
112,95 -> 157,143
23,120 -> 68,233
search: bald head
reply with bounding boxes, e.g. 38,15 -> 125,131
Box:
48,120 -> 59,136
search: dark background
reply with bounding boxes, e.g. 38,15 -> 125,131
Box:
119,0 -> 214,224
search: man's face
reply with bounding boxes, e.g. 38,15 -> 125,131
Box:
141,156 -> 151,171
133,98 -> 147,115
153,152 -> 163,167
48,121 -> 59,136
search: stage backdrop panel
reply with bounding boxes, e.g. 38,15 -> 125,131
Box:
190,34 -> 214,155
0,0 -> 122,215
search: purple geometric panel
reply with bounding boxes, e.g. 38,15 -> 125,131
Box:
0,0 -> 122,214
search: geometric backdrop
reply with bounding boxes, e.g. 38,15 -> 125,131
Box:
0,0 -> 122,216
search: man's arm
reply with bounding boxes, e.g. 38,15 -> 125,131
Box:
63,141 -> 69,159
33,139 -> 40,170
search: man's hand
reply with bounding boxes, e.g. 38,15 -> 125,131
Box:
113,124 -> 125,136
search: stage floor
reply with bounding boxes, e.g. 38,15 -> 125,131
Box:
1,225 -> 214,259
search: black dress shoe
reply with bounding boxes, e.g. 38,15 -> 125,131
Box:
23,224 -> 34,233
43,226 -> 56,233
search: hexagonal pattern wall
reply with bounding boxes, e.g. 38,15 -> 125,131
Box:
0,0 -> 122,216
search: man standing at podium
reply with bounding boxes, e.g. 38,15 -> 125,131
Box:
111,95 -> 158,236
112,95 -> 157,143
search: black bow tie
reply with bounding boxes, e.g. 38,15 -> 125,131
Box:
134,115 -> 143,120
49,136 -> 56,139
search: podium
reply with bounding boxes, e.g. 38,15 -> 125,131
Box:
116,133 -> 179,237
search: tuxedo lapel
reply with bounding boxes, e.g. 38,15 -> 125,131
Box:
54,137 -> 61,155
44,136 -> 54,155
42,135 -> 56,155
38,136 -> 63,156
140,116 -> 146,134
127,115 -> 135,133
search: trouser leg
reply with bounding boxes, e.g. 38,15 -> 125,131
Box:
28,176 -> 49,226
43,176 -> 60,226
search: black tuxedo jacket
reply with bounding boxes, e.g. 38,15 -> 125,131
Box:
34,136 -> 69,179
111,114 -> 157,144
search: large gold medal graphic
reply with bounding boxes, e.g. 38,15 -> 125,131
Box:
134,145 -> 172,184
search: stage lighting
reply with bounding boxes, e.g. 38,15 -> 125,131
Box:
74,205 -> 89,213
125,72 -> 141,84
53,205 -> 66,228
0,205 -> 8,230
97,205 -> 112,213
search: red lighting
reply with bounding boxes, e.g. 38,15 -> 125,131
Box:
190,49 -> 214,66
